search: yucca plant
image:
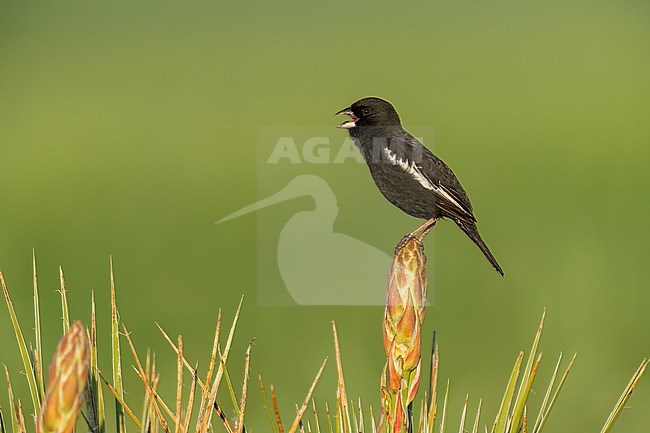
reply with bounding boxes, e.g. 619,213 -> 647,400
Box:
381,238 -> 427,432
36,321 -> 89,433
0,249 -> 648,433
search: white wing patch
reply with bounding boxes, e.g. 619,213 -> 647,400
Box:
382,147 -> 468,214
383,147 -> 434,190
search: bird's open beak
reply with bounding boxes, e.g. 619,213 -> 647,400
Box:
335,107 -> 358,129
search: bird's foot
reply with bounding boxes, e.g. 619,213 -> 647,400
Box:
395,234 -> 412,253
395,234 -> 418,253
395,218 -> 437,253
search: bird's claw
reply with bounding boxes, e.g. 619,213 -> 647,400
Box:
395,234 -> 419,253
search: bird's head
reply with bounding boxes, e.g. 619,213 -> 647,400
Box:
336,97 -> 401,130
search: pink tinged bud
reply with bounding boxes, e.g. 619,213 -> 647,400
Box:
382,237 -> 427,414
37,321 -> 90,433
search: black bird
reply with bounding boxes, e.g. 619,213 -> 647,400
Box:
336,97 -> 504,276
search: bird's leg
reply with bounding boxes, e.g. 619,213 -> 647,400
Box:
417,218 -> 437,241
409,218 -> 437,238
396,218 -> 437,252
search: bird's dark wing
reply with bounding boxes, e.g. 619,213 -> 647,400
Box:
388,131 -> 477,224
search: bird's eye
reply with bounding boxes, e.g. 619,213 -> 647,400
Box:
361,107 -> 372,116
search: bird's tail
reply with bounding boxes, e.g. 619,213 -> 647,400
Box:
455,220 -> 504,276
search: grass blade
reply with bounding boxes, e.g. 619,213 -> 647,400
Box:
156,318 -> 235,433
32,251 -> 45,400
14,400 -> 25,433
220,353 -> 240,417
1,272 -> 41,414
191,310 -> 221,428
510,311 -> 545,431
350,399 -> 359,433
259,374 -> 279,433
471,399 -> 482,433
182,364 -> 199,433
332,322 -> 350,433
59,267 -> 70,333
200,295 -> 243,432
427,335 -> 439,433
509,353 -> 542,433
358,398 -> 364,433
458,395 -> 468,433
139,351 -> 153,433
312,399 -> 321,433
110,257 -> 127,433
288,358 -> 328,433
492,352 -> 523,433
324,402 -> 333,433
236,342 -> 253,433
86,291 -> 106,433
439,379 -> 450,433
212,401 -> 235,433
0,406 -> 6,433
532,352 -> 562,433
271,383 -> 285,433
150,369 -> 172,433
4,366 -> 18,433
599,358 -> 649,433
175,336 -> 184,433
123,325 -> 176,423
99,372 -> 142,428
534,353 -> 576,433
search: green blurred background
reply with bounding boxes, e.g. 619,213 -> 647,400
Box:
1,0 -> 649,431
